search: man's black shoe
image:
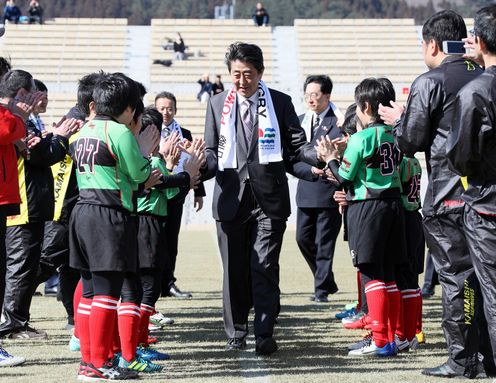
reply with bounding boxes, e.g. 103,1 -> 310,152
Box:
169,284 -> 192,299
421,286 -> 435,298
309,295 -> 328,303
44,287 -> 58,297
255,337 -> 278,356
421,363 -> 464,378
225,338 -> 246,351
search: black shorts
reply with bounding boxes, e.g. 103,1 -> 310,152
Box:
137,214 -> 167,269
404,210 -> 425,275
347,198 -> 407,267
69,203 -> 138,273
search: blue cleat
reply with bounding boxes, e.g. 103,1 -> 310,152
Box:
69,334 -> 80,352
136,346 -> 170,361
336,307 -> 358,320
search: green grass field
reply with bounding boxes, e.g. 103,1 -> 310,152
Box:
0,229 -> 450,383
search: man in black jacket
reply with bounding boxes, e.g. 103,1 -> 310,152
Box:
291,75 -> 342,302
0,70 -> 79,339
202,42 -> 320,355
155,91 -> 206,300
447,4 -> 496,374
379,11 -> 484,378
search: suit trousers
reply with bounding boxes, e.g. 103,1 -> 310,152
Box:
423,213 -> 481,377
161,201 -> 183,294
296,207 -> 341,298
216,184 -> 286,340
0,222 -> 44,336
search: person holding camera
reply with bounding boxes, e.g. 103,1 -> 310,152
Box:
379,10 -> 484,379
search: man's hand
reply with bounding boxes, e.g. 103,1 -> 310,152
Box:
324,168 -> 338,183
144,168 -> 163,189
194,196 -> 203,212
9,91 -> 46,121
53,118 -> 83,138
462,36 -> 484,67
311,166 -> 325,177
316,136 -> 340,163
165,144 -> 181,170
159,131 -> 180,158
137,125 -> 160,157
378,101 -> 404,126
331,137 -> 348,158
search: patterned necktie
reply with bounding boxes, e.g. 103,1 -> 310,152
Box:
312,114 -> 320,139
241,99 -> 253,142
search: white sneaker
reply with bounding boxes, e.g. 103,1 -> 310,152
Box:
0,347 -> 25,367
409,336 -> 419,351
394,334 -> 410,352
150,312 -> 174,326
148,322 -> 162,332
348,340 -> 380,356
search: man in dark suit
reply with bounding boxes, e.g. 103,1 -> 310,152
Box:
291,75 -> 342,303
202,42 -> 321,355
155,92 -> 206,299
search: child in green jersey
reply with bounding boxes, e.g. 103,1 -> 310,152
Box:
317,78 -> 407,357
69,73 -> 159,381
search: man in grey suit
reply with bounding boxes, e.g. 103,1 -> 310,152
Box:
291,75 -> 342,303
201,42 -> 320,355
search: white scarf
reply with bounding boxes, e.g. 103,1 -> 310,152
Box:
162,119 -> 189,173
218,80 -> 282,170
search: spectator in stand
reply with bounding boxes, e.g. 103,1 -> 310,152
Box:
197,74 -> 213,103
0,69 -> 80,340
173,33 -> 186,61
3,0 -> 21,24
28,0 -> 43,24
252,2 -> 269,27
212,75 -> 224,95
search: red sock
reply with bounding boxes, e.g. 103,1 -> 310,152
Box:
118,302 -> 141,362
416,288 -> 423,334
365,280 -> 389,347
356,271 -> 362,312
73,280 -> 83,339
77,297 -> 92,364
386,282 -> 401,343
90,295 -> 118,368
109,315 -> 121,359
399,289 -> 418,341
138,304 -> 154,347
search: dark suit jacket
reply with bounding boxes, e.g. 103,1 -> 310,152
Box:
180,127 -> 206,198
290,107 -> 342,208
202,88 -> 319,221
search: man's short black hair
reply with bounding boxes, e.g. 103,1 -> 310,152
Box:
140,107 -> 163,135
93,73 -> 140,118
0,69 -> 33,98
155,91 -> 177,111
77,72 -> 105,117
422,10 -> 467,52
34,79 -> 47,93
355,77 -> 395,124
136,81 -> 147,99
225,42 -> 264,73
0,57 -> 11,78
341,103 -> 357,136
475,5 -> 496,55
304,75 -> 333,95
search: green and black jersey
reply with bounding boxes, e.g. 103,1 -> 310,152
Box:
74,116 -> 151,213
399,156 -> 422,211
338,123 -> 401,201
137,156 -> 179,217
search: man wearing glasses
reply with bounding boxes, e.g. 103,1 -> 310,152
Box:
289,75 -> 343,303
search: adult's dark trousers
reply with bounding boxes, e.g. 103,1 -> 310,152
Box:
0,222 -> 44,336
38,220 -> 80,322
216,184 -> 286,340
296,207 -> 341,298
161,201 -> 183,294
0,215 -> 6,315
463,205 -> 496,371
423,213 -> 480,376
422,251 -> 439,289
